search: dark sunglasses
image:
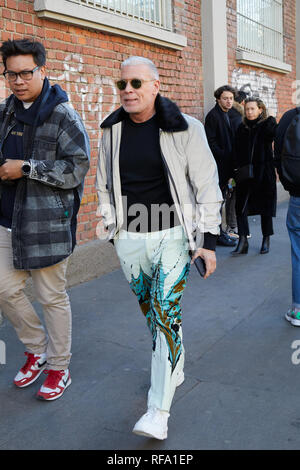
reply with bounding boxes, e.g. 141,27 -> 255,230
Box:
116,78 -> 156,90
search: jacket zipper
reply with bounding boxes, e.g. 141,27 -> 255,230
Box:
108,126 -> 120,236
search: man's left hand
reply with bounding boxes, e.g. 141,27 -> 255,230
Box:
191,248 -> 217,280
0,159 -> 24,180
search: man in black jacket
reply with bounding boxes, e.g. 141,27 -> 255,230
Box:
205,85 -> 242,246
275,107 -> 300,327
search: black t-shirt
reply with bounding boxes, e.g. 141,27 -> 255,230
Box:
119,115 -> 179,232
0,120 -> 24,229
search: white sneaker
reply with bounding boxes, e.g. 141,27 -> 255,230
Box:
132,407 -> 170,440
285,308 -> 300,327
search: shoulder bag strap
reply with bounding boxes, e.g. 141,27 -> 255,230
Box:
242,130 -> 259,214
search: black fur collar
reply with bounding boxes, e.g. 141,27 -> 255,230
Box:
243,115 -> 275,130
100,94 -> 188,132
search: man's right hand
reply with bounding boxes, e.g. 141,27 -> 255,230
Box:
0,159 -> 23,180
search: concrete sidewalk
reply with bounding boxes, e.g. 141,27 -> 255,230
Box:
1,199 -> 300,450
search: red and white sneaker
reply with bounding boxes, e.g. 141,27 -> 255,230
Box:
14,352 -> 47,388
36,369 -> 71,401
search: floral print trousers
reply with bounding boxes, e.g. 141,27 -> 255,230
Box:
114,225 -> 190,412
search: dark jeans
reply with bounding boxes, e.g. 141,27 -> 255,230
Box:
286,197 -> 300,308
237,214 -> 274,237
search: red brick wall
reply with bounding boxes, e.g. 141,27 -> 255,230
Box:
2,0 -> 295,246
227,0 -> 296,120
0,0 -> 203,245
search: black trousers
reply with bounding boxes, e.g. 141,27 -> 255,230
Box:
219,184 -> 229,235
237,213 -> 274,237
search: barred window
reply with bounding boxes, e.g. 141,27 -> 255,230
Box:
34,0 -> 186,50
237,0 -> 283,61
71,0 -> 172,31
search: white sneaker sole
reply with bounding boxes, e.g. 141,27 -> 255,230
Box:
132,428 -> 167,440
285,312 -> 292,323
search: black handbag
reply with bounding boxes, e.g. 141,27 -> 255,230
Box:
235,132 -> 258,184
235,163 -> 254,184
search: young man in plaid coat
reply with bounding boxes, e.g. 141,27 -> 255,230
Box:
0,39 -> 90,400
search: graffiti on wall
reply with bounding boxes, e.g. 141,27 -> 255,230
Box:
0,53 -> 118,148
232,68 -> 278,116
49,54 -> 118,147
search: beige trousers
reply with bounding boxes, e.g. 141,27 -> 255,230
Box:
0,226 -> 72,370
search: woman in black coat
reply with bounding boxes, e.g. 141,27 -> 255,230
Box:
232,98 -> 277,255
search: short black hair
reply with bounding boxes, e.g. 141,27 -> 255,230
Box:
235,90 -> 247,104
0,39 -> 46,69
214,85 -> 237,100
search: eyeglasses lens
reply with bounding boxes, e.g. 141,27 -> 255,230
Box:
116,79 -> 142,90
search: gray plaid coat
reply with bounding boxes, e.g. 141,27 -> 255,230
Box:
0,95 -> 90,270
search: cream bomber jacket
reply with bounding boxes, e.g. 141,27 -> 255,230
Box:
96,102 -> 222,251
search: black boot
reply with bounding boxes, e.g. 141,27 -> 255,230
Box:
260,236 -> 270,254
231,235 -> 248,255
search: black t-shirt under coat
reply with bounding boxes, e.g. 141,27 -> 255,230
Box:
119,114 -> 177,232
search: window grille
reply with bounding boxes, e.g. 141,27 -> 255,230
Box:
69,0 -> 173,31
237,0 -> 283,61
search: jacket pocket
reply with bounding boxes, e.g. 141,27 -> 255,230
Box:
53,189 -> 74,221
33,139 -> 57,161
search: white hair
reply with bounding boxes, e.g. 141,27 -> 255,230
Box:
121,56 -> 159,80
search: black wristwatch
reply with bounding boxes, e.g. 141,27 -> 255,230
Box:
22,161 -> 31,176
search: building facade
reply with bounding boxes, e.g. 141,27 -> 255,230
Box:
0,0 -> 297,248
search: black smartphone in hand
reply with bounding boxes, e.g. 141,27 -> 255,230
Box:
194,256 -> 206,278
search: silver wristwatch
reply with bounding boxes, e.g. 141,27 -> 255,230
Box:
22,161 -> 31,176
